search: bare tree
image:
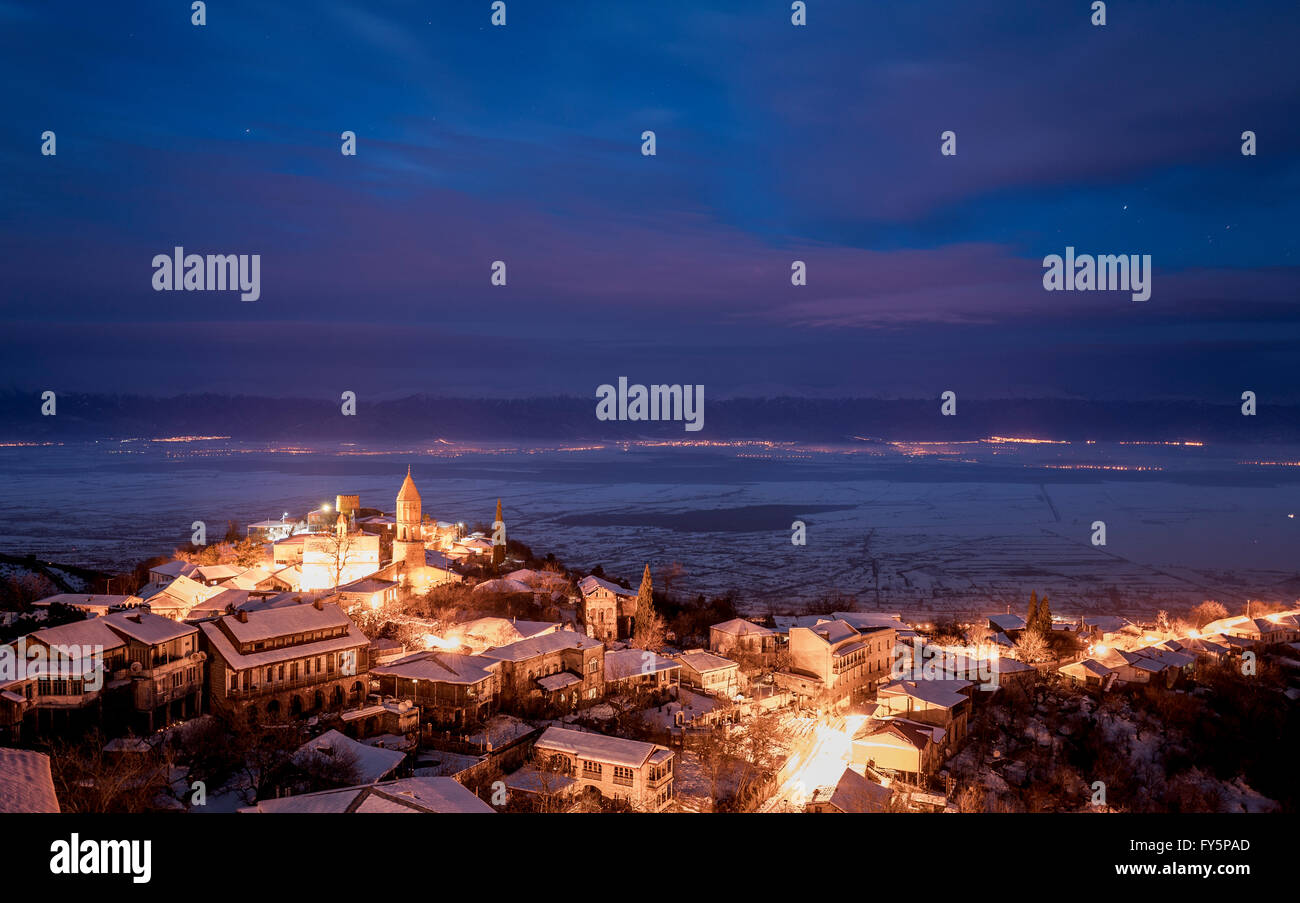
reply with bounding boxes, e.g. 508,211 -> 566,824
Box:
659,561 -> 686,598
49,733 -> 175,813
317,528 -> 359,590
1014,628 -> 1052,664
1189,600 -> 1229,629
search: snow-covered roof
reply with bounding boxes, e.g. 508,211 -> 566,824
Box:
855,719 -> 935,751
537,672 -> 581,692
502,569 -> 569,589
241,777 -> 493,814
147,574 -> 218,609
477,629 -> 600,663
456,618 -> 559,646
604,649 -> 681,682
832,640 -> 867,658
0,748 -> 59,813
30,617 -> 126,652
1060,659 -> 1115,680
336,577 -> 397,595
985,656 -> 1036,675
674,650 -> 738,674
798,619 -> 860,645
219,568 -> 274,590
194,564 -> 245,582
1138,648 -> 1195,670
33,594 -> 136,612
878,678 -> 969,709
294,730 -> 405,785
830,612 -> 911,634
710,618 -> 775,637
372,652 -> 496,686
103,610 -> 198,646
186,588 -> 251,619
199,612 -> 366,670
809,767 -> 893,813
1083,615 -> 1134,633
504,765 -> 577,796
988,613 -> 1027,632
219,601 -> 352,644
577,575 -> 634,599
534,726 -> 668,769
149,560 -> 197,579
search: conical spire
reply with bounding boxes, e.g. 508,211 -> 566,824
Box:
397,466 -> 421,502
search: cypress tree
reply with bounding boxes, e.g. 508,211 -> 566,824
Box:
1027,592 -> 1039,633
1037,594 -> 1052,634
633,564 -> 656,648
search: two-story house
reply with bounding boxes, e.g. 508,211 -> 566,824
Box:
532,726 -> 674,812
199,599 -> 370,725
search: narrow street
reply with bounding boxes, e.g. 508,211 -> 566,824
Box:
759,712 -> 867,812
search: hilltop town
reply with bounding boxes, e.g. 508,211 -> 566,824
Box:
1,468 -> 1297,815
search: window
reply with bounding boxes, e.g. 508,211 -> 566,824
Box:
588,659 -> 598,674
582,760 -> 602,779
612,765 -> 634,787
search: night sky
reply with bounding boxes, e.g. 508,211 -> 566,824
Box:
2,0 -> 1298,401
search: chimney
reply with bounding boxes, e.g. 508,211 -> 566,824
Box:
128,613 -> 142,624
236,609 -> 249,623
313,598 -> 323,610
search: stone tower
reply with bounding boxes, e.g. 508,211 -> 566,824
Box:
393,466 -> 424,570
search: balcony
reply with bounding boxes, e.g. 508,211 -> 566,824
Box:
228,670 -> 357,698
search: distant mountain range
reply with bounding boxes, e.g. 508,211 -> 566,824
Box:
1,392 -> 1296,443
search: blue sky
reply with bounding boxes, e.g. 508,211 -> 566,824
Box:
1,0 -> 1298,399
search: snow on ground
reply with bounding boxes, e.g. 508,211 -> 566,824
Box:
461,714 -> 536,748
2,442 -> 1297,613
